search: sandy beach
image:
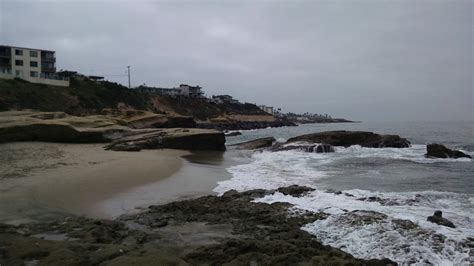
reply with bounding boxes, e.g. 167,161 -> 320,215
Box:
0,142 -> 190,224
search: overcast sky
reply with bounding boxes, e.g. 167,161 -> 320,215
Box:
1,0 -> 472,121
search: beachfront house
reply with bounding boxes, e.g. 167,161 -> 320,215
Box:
0,45 -> 69,87
258,105 -> 274,115
137,84 -> 204,98
212,95 -> 239,104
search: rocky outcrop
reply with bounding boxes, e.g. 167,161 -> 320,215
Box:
125,114 -> 196,129
425,144 -> 471,159
0,122 -> 114,143
0,185 -> 397,265
0,111 -> 124,143
224,131 -> 242,137
104,128 -> 226,151
277,185 -> 315,197
0,111 -> 226,151
427,210 -> 455,228
271,143 -> 335,153
286,130 -> 411,148
230,137 -> 276,150
198,120 -> 296,131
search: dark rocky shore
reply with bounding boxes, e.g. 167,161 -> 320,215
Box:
197,119 -> 296,131
0,186 -> 397,266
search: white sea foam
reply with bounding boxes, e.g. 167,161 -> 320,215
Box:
215,145 -> 471,193
335,144 -> 472,163
254,190 -> 473,264
215,145 -> 474,264
215,150 -> 331,194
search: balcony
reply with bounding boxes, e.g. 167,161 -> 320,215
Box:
41,51 -> 56,62
41,67 -> 56,73
0,52 -> 11,58
41,57 -> 56,63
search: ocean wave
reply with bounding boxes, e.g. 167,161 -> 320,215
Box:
215,145 -> 471,193
254,189 -> 473,264
215,146 -> 474,264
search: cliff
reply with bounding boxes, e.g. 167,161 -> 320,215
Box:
0,78 -> 294,130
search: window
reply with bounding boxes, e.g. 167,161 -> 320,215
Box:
30,71 -> 38,77
30,51 -> 38,57
15,49 -> 23,56
15,70 -> 21,76
30,61 -> 38,67
15,60 -> 23,66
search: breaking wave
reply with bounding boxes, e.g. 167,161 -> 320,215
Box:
214,145 -> 474,264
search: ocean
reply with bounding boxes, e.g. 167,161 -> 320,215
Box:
219,121 -> 474,265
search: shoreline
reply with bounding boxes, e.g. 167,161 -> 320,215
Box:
1,123 -> 471,264
0,142 -> 189,224
0,185 -> 398,265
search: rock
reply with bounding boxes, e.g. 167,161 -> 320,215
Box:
230,137 -> 276,150
224,131 -> 242,137
123,187 -> 393,265
0,111 -> 226,151
427,210 -> 455,228
104,128 -> 226,151
198,120 -> 296,131
0,186 -> 396,265
271,143 -> 335,153
126,114 -> 196,129
326,189 -> 343,195
0,121 -> 112,143
365,258 -> 398,266
286,130 -> 411,148
277,185 -> 315,197
425,143 -> 471,159
315,143 -> 335,152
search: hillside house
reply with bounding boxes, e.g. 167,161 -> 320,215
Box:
212,95 -> 239,104
137,84 -> 204,98
258,105 -> 274,115
0,45 -> 69,87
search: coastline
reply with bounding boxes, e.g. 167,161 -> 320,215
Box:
0,121 -> 472,264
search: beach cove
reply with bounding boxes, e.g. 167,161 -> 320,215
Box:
0,142 -> 235,224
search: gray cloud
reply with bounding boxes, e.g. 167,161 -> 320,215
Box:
1,0 -> 472,121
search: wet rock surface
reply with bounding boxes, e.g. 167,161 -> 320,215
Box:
0,186 -> 397,266
230,136 -> 276,150
286,130 -> 411,148
277,185 -> 315,197
271,143 -> 336,153
425,143 -> 471,159
427,210 -> 456,228
224,131 -> 242,137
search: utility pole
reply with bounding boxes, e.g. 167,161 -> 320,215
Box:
127,66 -> 131,89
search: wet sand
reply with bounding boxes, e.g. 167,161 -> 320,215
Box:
0,142 -> 189,224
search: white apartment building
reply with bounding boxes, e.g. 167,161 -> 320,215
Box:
258,105 -> 274,115
0,45 -> 69,87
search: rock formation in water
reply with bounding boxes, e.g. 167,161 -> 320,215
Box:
230,137 -> 276,150
287,130 -> 410,148
270,143 -> 336,153
425,143 -> 471,159
285,130 -> 411,148
427,210 -> 456,228
263,131 -> 410,153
